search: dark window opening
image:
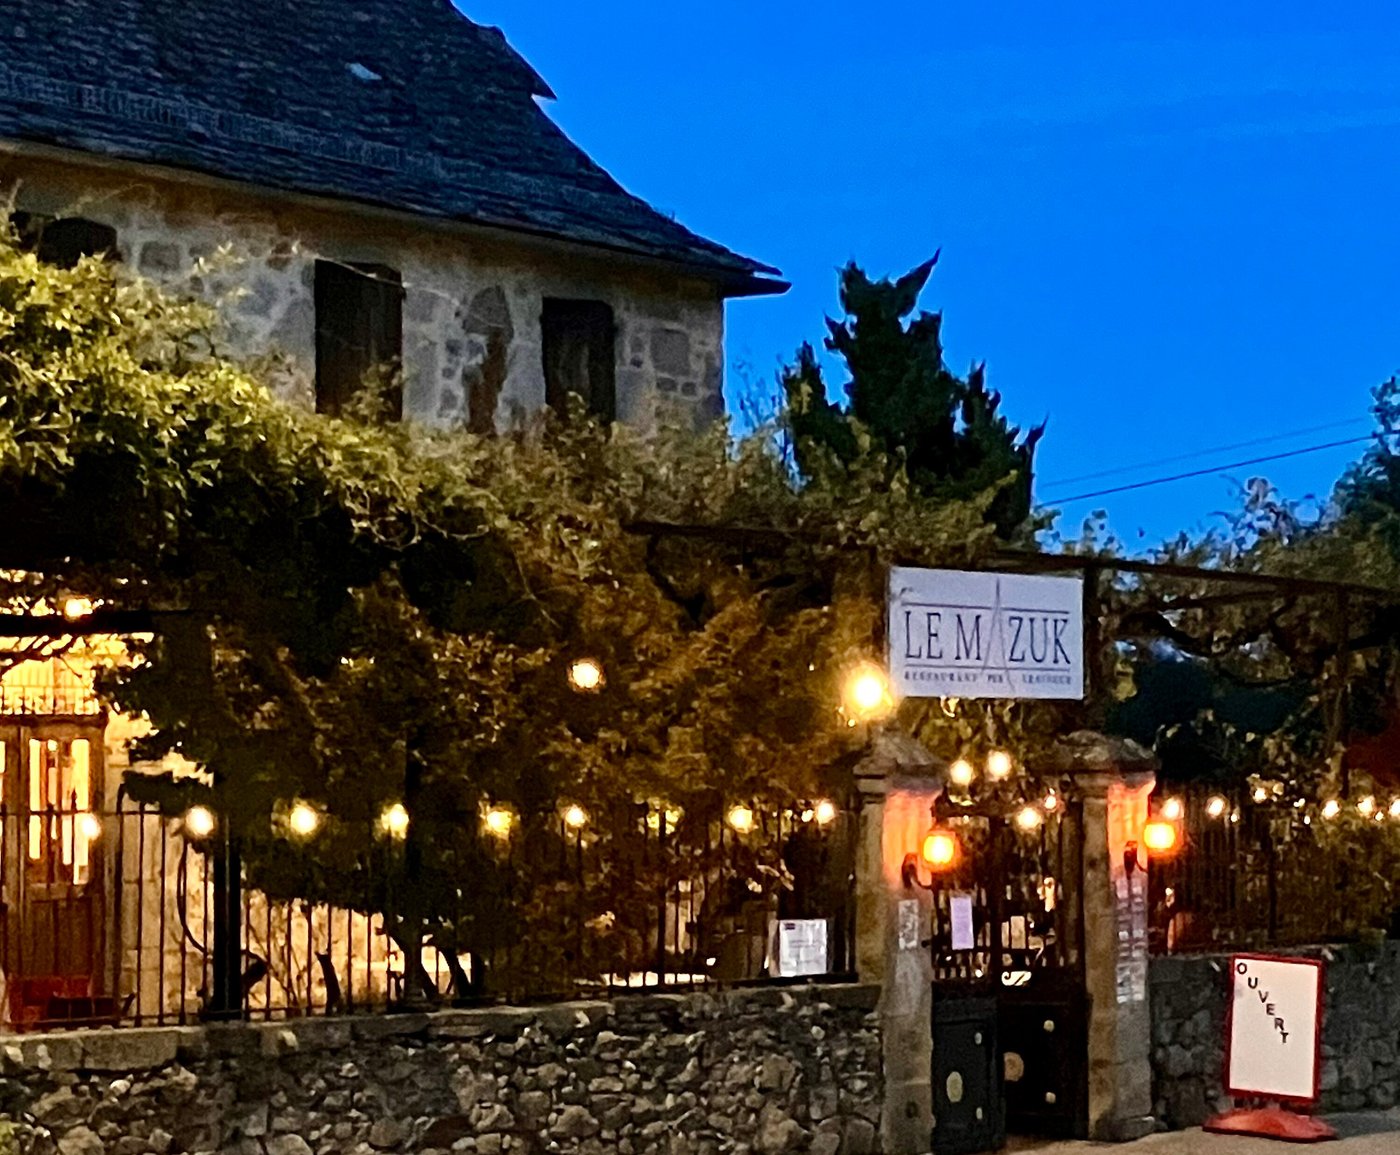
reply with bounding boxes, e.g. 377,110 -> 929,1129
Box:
542,298 -> 616,423
10,214 -> 119,268
314,261 -> 404,420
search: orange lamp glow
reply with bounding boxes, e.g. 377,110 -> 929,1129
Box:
921,827 -> 960,871
1142,819 -> 1180,857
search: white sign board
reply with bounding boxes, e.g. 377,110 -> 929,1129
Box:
1225,955 -> 1323,1104
949,893 -> 976,951
774,919 -> 829,978
888,568 -> 1084,700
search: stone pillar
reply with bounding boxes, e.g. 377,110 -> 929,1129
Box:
854,731 -> 944,1155
1051,732 -> 1159,1142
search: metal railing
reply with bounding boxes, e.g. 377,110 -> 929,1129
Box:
0,794 -> 858,1031
1148,783 -> 1400,953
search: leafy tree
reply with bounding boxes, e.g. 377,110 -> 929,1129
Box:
782,255 -> 1044,538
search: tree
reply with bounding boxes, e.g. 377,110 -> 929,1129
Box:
782,256 -> 1044,538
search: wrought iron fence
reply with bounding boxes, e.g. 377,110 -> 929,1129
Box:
1148,783 -> 1400,954
0,793 -> 858,1031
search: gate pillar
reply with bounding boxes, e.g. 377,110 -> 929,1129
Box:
1051,732 -> 1159,1142
855,731 -> 944,1155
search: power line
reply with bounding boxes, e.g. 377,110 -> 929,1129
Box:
1042,416 -> 1372,492
1041,435 -> 1377,506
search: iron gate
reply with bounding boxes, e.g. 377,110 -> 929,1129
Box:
925,795 -> 1088,1154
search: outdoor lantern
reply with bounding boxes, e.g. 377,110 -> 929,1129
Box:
1142,819 -> 1180,857
843,663 -> 893,722
568,658 -> 605,693
921,826 -> 961,871
184,805 -> 216,839
563,804 -> 589,830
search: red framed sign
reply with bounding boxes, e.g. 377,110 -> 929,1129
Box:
1223,953 -> 1325,1105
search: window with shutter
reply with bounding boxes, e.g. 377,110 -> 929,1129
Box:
541,298 -> 616,423
10,215 -> 118,268
314,261 -> 404,420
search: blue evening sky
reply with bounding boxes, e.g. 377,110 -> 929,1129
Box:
461,3 -> 1400,547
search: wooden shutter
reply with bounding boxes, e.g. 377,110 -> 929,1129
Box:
314,261 -> 404,419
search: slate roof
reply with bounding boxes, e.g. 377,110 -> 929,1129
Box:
0,0 -> 784,293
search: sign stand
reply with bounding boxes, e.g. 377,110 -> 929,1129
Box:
1203,954 -> 1337,1144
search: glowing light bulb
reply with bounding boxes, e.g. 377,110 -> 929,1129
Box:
1206,796 -> 1228,819
1015,806 -> 1043,832
1143,820 -> 1179,855
1252,786 -> 1268,803
563,804 -> 588,830
844,665 -> 892,720
379,803 -> 409,839
184,806 -> 216,838
949,759 -> 975,788
814,800 -> 838,826
727,805 -> 755,834
921,828 -> 959,870
484,807 -> 514,838
1390,799 -> 1400,819
1043,793 -> 1059,812
288,802 -> 320,837
568,658 -> 604,692
1161,798 -> 1183,822
62,597 -> 94,622
1359,796 -> 1375,817
986,751 -> 1014,781
1322,799 -> 1340,820
78,813 -> 102,841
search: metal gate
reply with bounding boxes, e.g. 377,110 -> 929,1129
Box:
925,794 -> 1088,1154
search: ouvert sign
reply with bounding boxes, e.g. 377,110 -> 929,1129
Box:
887,567 -> 1085,700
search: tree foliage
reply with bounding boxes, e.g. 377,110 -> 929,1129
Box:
782,256 -> 1044,538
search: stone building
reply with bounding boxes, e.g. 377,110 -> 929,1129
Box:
0,0 -> 784,1031
0,0 -> 785,433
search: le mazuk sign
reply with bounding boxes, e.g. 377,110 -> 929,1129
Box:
887,567 -> 1084,700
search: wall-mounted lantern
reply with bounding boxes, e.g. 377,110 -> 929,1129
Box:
903,823 -> 962,889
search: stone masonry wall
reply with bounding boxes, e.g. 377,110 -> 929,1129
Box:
2,154 -> 726,433
0,985 -> 881,1155
1149,943 -> 1400,1128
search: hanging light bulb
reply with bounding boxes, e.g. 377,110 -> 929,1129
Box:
184,805 -> 216,839
727,805 -> 756,834
1206,796 -> 1227,819
986,750 -> 1014,781
1015,806 -> 1043,832
379,803 -> 410,839
948,759 -> 975,788
1322,799 -> 1341,820
814,800 -> 838,826
568,658 -> 605,692
1390,799 -> 1400,819
1252,786 -> 1268,803
288,802 -> 321,838
1161,798 -> 1183,822
563,804 -> 589,830
484,806 -> 515,838
1358,796 -> 1376,817
843,664 -> 893,721
78,813 -> 102,842
1043,792 -> 1059,813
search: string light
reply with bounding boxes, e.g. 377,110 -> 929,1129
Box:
288,802 -> 321,838
484,807 -> 514,838
726,805 -> 755,834
949,759 -> 975,788
62,597 -> 94,622
1322,800 -> 1341,820
986,750 -> 1014,781
568,658 -> 604,692
1043,793 -> 1059,813
184,806 -> 216,838
1358,796 -> 1375,817
1252,786 -> 1268,803
78,813 -> 102,841
1206,796 -> 1227,819
814,800 -> 838,826
563,804 -> 589,830
1390,799 -> 1400,819
379,803 -> 409,839
1161,798 -> 1183,822
1015,805 -> 1043,832
844,665 -> 893,721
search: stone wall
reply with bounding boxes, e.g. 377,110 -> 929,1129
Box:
0,985 -> 881,1155
1149,944 -> 1400,1128
2,153 -> 726,433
